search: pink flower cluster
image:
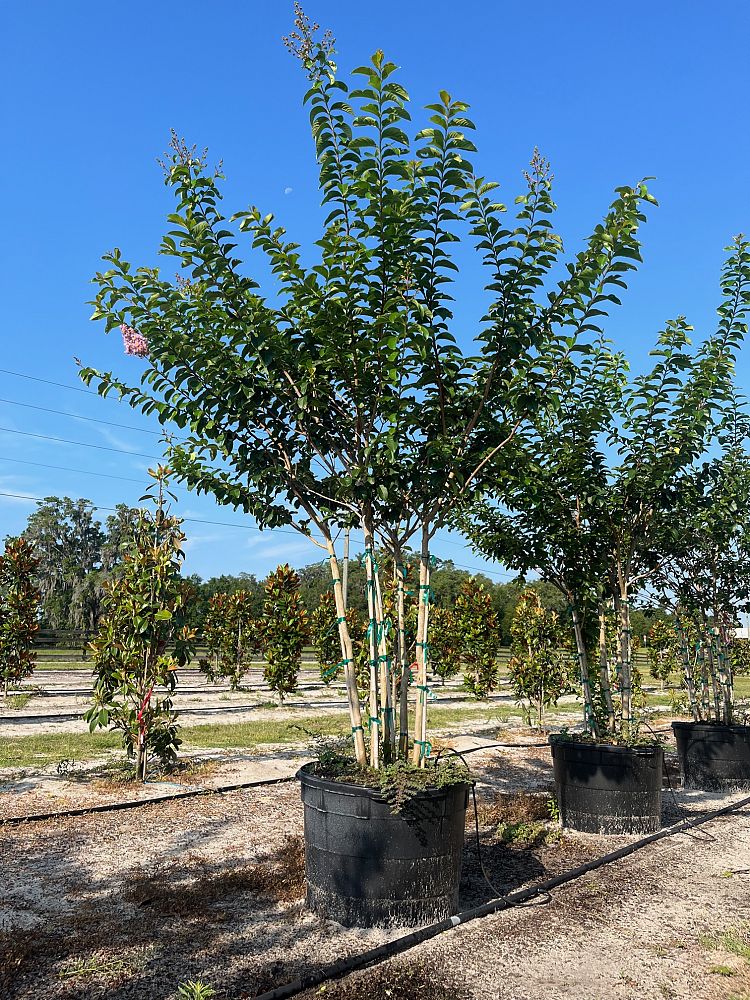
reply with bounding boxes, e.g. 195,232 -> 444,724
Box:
120,323 -> 149,358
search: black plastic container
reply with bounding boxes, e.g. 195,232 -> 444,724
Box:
550,737 -> 663,835
298,763 -> 469,927
673,721 -> 750,790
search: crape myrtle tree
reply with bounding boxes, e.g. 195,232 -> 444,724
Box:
85,468 -> 195,781
461,239 -> 750,740
601,243 -> 750,736
647,398 -> 750,724
459,337 -> 625,734
0,537 -> 41,696
80,5 -> 656,769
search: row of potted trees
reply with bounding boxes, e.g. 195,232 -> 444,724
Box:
80,8 -> 750,928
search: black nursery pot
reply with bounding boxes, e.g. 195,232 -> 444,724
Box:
297,763 -> 469,928
549,738 -> 663,835
673,721 -> 750,790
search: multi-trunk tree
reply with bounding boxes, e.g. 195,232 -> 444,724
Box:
80,5 -> 658,769
461,238 -> 750,741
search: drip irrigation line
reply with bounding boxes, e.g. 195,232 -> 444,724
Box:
251,791 -> 750,1000
0,773 -> 297,827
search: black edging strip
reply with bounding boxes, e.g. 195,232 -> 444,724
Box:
251,792 -> 750,1000
0,774 -> 296,826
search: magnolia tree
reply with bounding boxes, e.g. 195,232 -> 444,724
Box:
85,469 -> 195,780
81,6 -> 659,769
508,589 -> 572,728
0,537 -> 41,696
200,590 -> 257,689
456,580 -> 502,699
261,564 -> 308,702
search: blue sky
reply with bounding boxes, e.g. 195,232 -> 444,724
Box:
1,1 -> 749,582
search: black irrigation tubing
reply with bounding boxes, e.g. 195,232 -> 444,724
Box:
252,792 -> 750,1000
0,773 -> 298,827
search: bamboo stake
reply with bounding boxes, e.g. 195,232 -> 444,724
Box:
411,529 -> 432,767
598,601 -> 616,733
362,527 -> 381,769
325,538 -> 367,766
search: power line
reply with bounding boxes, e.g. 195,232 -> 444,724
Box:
0,397 -> 163,436
0,487 -> 516,581
0,426 -> 159,461
0,368 -> 94,395
0,456 -> 150,486
0,490 -> 303,538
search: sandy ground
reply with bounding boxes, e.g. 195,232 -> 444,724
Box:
301,798 -> 750,1000
2,732 -> 749,1000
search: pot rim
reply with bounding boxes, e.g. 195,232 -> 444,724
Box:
672,720 -> 750,735
297,761 -> 472,800
548,735 -> 663,756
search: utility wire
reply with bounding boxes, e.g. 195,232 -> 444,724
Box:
0,397 -> 163,436
0,485 -> 517,581
0,456 -> 151,486
0,367 -> 94,395
0,426 -> 159,460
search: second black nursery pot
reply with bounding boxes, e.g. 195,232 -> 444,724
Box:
550,737 -> 663,835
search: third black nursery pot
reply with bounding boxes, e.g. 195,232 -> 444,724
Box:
549,736 -> 663,835
673,721 -> 750,790
297,763 -> 469,928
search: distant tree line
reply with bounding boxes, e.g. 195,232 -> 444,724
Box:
19,496 -> 668,646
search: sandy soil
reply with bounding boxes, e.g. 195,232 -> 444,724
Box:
2,732 -> 748,1000
301,799 -> 750,1000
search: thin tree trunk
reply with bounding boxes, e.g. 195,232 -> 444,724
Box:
570,599 -> 599,738
325,538 -> 367,766
394,554 -> 409,759
700,610 -> 722,722
676,618 -> 700,721
614,584 -> 632,734
373,569 -> 395,759
342,528 -> 350,612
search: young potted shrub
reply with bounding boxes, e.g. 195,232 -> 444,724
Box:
81,6 -> 664,921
